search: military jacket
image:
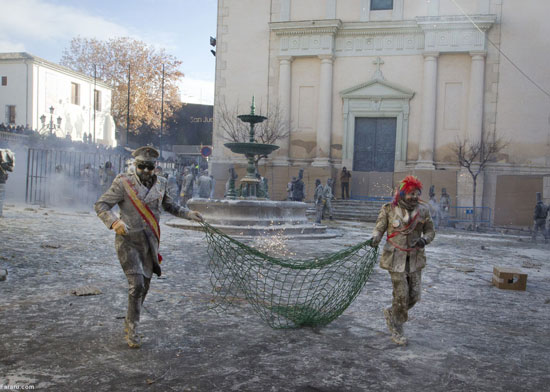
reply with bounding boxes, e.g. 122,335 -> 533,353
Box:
322,184 -> 333,200
95,173 -> 190,278
373,202 -> 435,273
314,184 -> 324,204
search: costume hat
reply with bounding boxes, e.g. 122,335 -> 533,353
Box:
132,146 -> 159,162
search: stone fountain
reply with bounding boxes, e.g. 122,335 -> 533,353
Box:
166,98 -> 332,238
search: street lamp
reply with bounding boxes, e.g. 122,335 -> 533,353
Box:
40,106 -> 62,135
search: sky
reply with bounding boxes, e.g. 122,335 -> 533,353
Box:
0,0 -> 217,104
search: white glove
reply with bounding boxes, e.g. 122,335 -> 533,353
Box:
112,219 -> 129,235
188,211 -> 204,222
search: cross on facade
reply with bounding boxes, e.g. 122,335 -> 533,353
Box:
372,56 -> 385,80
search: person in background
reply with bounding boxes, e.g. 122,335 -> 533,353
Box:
340,167 -> 351,200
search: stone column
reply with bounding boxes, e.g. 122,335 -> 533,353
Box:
467,51 -> 486,145
276,56 -> 293,164
416,51 -> 439,169
313,55 -> 334,167
279,0 -> 290,21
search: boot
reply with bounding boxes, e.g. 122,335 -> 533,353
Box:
383,308 -> 397,335
125,321 -> 141,348
391,323 -> 408,346
384,308 -> 408,346
391,331 -> 408,346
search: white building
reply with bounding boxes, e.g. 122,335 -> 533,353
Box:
212,0 -> 550,226
0,52 -> 116,146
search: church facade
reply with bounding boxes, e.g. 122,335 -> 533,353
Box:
211,0 -> 550,226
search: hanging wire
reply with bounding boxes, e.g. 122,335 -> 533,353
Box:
449,0 -> 550,99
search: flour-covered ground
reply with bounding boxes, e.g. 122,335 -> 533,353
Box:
0,203 -> 549,391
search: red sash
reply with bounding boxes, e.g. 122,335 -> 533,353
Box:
386,211 -> 420,253
121,177 -> 163,263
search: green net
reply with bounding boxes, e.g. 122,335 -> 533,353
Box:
201,222 -> 379,329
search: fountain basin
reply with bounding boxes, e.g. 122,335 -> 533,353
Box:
237,114 -> 267,124
224,142 -> 280,156
166,199 -> 338,238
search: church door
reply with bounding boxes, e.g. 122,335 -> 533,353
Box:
352,117 -> 396,198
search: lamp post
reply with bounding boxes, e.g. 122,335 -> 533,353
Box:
40,106 -> 62,135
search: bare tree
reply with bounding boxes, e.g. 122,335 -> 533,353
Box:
451,132 -> 508,229
217,99 -> 291,168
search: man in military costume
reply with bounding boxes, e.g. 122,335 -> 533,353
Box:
532,192 -> 548,243
95,146 -> 203,348
99,161 -> 116,194
197,169 -> 213,198
438,188 -> 451,227
313,179 -> 324,224
0,148 -> 15,217
371,176 -> 435,345
180,165 -> 196,205
322,178 -> 334,220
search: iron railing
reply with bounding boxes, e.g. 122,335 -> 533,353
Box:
446,206 -> 492,226
25,148 -> 127,207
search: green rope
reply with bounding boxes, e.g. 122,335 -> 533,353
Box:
201,222 -> 379,329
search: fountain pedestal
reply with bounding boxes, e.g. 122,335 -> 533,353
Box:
167,97 -> 337,238
166,198 -> 334,238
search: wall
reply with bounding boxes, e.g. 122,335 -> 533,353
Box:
493,0 -> 550,168
494,175 -> 542,226
0,62 -> 29,126
33,62 -> 114,145
213,0 -> 272,162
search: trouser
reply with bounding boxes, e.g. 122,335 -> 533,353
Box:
341,182 -> 349,199
323,199 -> 333,218
389,260 -> 422,326
126,273 -> 151,324
532,219 -> 548,240
315,202 -> 323,223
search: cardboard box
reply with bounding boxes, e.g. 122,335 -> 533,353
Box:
492,266 -> 527,291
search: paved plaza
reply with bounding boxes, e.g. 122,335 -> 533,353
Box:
0,203 -> 549,391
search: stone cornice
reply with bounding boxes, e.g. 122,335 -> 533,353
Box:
416,15 -> 497,31
338,20 -> 422,36
270,19 -> 341,36
273,15 -> 497,57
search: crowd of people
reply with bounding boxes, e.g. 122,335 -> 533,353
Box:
0,123 -> 34,135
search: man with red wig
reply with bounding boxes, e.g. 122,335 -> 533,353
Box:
371,175 -> 435,345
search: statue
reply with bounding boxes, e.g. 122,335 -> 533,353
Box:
225,167 -> 238,199
291,169 -> 305,202
256,173 -> 269,199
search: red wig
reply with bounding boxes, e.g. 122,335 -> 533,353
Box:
393,175 -> 423,205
